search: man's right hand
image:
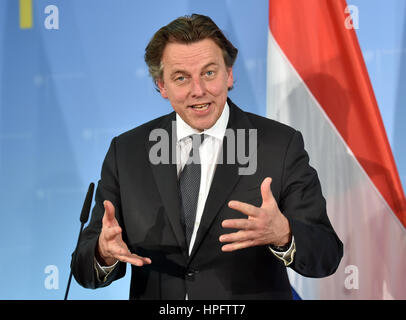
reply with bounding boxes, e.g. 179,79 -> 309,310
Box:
96,200 -> 152,267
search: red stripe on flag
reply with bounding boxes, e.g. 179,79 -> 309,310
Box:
269,0 -> 406,226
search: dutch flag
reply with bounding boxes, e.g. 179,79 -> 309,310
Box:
267,0 -> 406,299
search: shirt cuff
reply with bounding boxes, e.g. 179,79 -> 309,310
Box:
94,257 -> 119,283
269,236 -> 296,267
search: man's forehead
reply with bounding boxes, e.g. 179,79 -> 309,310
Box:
162,39 -> 223,63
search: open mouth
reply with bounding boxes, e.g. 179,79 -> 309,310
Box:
190,103 -> 210,111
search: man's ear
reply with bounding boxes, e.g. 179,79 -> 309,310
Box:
156,79 -> 168,99
226,67 -> 234,89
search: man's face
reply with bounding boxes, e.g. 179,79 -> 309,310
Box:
157,38 -> 234,131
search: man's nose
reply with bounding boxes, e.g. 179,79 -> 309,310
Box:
190,77 -> 205,97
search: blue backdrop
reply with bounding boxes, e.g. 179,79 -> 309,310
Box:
0,0 -> 404,299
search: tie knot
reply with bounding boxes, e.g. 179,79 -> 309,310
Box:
188,134 -> 205,156
190,133 -> 205,143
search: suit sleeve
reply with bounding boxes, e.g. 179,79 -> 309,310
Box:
71,137 -> 127,289
279,130 -> 343,278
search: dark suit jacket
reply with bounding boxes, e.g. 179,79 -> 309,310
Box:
71,98 -> 343,299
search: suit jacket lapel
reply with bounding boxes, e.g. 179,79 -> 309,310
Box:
145,113 -> 188,260
189,99 -> 256,261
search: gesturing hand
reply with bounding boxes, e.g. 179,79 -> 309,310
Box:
96,200 -> 152,266
219,177 -> 292,252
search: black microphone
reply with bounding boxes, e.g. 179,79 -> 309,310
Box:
64,182 -> 95,300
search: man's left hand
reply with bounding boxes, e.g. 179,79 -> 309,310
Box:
220,177 -> 292,252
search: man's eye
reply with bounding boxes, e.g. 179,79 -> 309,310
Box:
206,71 -> 214,76
176,76 -> 185,82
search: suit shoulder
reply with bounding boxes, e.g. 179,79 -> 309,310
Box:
244,111 -> 297,137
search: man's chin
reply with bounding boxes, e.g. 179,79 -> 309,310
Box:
190,119 -> 216,131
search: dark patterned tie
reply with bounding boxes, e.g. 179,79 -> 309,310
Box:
179,134 -> 204,250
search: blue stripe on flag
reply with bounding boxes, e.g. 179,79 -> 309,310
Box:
291,286 -> 302,300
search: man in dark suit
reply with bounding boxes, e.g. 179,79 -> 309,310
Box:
71,14 -> 343,299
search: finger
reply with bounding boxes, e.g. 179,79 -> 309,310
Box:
116,252 -> 152,266
103,200 -> 118,227
219,230 -> 256,243
221,218 -> 254,230
221,239 -> 258,252
106,242 -> 152,265
260,177 -> 274,205
102,225 -> 122,241
228,200 -> 259,217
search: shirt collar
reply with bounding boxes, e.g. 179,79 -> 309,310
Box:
176,101 -> 229,142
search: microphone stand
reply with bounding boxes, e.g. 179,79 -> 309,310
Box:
64,182 -> 95,300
